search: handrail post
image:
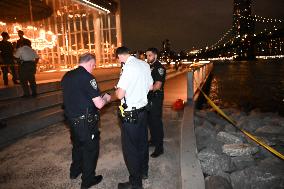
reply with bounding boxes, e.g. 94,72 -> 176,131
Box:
187,70 -> 194,102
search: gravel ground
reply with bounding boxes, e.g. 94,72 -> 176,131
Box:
0,105 -> 183,189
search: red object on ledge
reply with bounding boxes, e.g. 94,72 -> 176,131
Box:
172,99 -> 185,111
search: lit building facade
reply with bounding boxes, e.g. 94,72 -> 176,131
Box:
0,0 -> 121,71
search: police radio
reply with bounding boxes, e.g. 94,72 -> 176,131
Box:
118,97 -> 128,118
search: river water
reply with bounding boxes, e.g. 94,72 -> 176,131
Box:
208,59 -> 284,116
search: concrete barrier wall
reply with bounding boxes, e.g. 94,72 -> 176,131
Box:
181,62 -> 213,189
187,63 -> 213,102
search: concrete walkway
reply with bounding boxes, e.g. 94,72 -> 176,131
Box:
0,73 -> 192,189
0,104 -> 183,189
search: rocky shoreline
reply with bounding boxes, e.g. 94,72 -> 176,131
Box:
194,108 -> 284,189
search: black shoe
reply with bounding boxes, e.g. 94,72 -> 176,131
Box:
151,149 -> 164,158
81,175 -> 103,189
118,182 -> 132,189
148,141 -> 155,147
142,173 -> 148,180
118,181 -> 143,189
31,93 -> 37,97
70,172 -> 81,180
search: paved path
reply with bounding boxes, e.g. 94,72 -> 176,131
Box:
0,73 -> 188,189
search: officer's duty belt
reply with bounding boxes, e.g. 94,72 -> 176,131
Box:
120,106 -> 147,124
124,106 -> 147,114
70,113 -> 99,123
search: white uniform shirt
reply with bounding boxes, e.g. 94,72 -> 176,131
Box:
14,46 -> 39,62
117,56 -> 153,111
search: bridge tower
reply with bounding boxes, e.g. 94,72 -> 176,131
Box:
233,0 -> 255,60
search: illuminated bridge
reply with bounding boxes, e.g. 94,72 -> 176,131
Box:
196,0 -> 284,61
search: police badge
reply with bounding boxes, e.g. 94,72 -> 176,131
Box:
90,79 -> 98,90
158,68 -> 164,76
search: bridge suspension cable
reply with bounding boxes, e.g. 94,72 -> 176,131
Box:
209,28 -> 234,49
236,14 -> 283,24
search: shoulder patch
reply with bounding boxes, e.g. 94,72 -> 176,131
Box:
158,68 -> 164,76
90,79 -> 98,90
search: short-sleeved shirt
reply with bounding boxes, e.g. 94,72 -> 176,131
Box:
117,56 -> 153,111
14,46 -> 39,62
61,66 -> 100,118
150,60 -> 166,91
0,40 -> 14,65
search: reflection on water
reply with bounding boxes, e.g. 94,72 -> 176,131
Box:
209,59 -> 284,116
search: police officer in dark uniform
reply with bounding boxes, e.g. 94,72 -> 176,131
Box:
61,53 -> 111,189
16,30 -> 31,49
146,48 -> 166,158
0,32 -> 19,86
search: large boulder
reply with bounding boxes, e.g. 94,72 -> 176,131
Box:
231,156 -> 255,170
217,132 -> 243,144
196,110 -> 228,126
237,118 -> 262,132
194,115 -> 203,126
195,110 -> 208,119
230,157 -> 284,189
198,148 -> 233,176
202,120 -> 216,131
224,124 -> 239,133
222,144 -> 259,157
214,124 -> 225,133
205,176 -> 233,189
255,125 -> 284,135
195,126 -> 222,153
205,111 -> 229,126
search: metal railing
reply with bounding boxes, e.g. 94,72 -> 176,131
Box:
186,62 -> 213,101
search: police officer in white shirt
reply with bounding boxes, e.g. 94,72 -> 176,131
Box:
14,40 -> 39,97
115,46 -> 153,189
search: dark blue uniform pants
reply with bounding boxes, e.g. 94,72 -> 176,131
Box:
148,95 -> 164,151
19,62 -> 37,96
121,110 -> 148,188
69,118 -> 100,186
1,65 -> 18,85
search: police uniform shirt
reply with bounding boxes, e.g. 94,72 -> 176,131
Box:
117,56 -> 153,111
0,40 -> 14,64
14,46 -> 39,62
150,60 -> 166,90
61,66 -> 100,118
16,38 -> 31,49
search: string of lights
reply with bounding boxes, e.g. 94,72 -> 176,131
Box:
253,15 -> 283,23
209,28 -> 233,49
234,14 -> 283,24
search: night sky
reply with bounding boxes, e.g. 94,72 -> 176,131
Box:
120,0 -> 284,52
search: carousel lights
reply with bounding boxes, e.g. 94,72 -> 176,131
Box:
78,0 -> 110,13
0,22 -> 57,50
